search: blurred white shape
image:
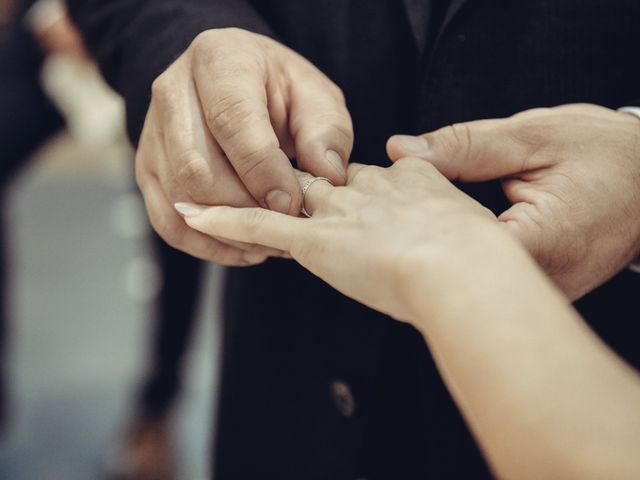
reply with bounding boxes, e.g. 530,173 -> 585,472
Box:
110,192 -> 150,239
28,53 -> 133,183
41,54 -> 127,147
121,257 -> 162,303
23,0 -> 66,33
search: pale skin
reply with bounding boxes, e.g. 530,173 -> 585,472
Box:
387,104 -> 640,300
139,27 -> 640,476
136,28 -> 352,266
139,25 -> 639,293
175,158 -> 640,480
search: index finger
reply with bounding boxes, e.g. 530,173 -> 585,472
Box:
193,50 -> 302,215
184,206 -> 304,253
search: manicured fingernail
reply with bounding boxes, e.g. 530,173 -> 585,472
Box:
174,202 -> 204,217
243,252 -> 268,265
265,190 -> 292,214
326,150 -> 346,180
392,135 -> 430,156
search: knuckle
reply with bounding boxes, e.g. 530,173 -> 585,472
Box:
233,149 -> 272,179
332,84 -> 347,104
192,28 -> 262,72
191,31 -> 216,64
509,120 -> 548,152
153,216 -> 186,250
206,95 -> 265,141
174,150 -> 214,200
447,122 -> 473,158
150,73 -> 176,105
150,76 -> 168,101
319,112 -> 353,141
192,29 -> 241,66
134,150 -> 148,185
516,107 -> 552,118
350,164 -> 383,184
392,156 -> 438,180
191,29 -> 221,52
393,156 -> 426,170
317,76 -> 347,104
134,163 -> 150,191
192,30 -> 233,65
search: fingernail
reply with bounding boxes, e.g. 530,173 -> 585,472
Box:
265,190 -> 292,214
174,202 -> 204,217
326,150 -> 346,180
392,135 -> 430,156
243,252 -> 268,265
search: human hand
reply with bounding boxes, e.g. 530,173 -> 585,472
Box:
387,104 -> 640,299
137,28 -> 353,265
174,159 -> 505,324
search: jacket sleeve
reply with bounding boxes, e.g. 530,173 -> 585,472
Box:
66,0 -> 274,143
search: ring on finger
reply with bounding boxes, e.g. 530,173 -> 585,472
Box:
301,176 -> 333,217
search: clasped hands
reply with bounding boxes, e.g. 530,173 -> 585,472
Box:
137,28 -> 640,313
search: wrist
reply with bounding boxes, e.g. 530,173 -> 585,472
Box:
413,240 -> 560,341
396,223 -> 533,328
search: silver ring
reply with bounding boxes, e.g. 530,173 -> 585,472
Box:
301,176 -> 333,217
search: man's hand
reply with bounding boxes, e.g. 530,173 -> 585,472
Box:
137,28 -> 353,265
387,104 -> 640,299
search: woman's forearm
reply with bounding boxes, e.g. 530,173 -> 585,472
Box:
410,238 -> 640,479
178,159 -> 640,477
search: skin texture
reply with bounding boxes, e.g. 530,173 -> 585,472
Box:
179,158 -> 502,326
176,158 -> 640,480
137,28 -> 353,265
387,104 -> 640,299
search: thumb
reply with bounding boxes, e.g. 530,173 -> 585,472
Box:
386,118 -> 536,182
288,73 -> 354,186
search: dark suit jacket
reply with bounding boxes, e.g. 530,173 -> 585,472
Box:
67,1 -> 640,479
1,0 -> 64,173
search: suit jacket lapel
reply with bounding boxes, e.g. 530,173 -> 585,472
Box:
402,0 -> 430,53
437,0 -> 468,42
402,0 -> 469,54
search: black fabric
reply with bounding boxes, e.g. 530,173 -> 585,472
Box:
66,1 -> 640,479
0,11 -> 64,176
402,0 -> 430,53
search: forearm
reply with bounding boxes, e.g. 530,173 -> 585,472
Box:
66,0 -> 274,143
410,234 -> 640,479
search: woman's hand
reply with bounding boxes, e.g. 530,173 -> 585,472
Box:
178,156 -> 640,480
175,157 -> 504,323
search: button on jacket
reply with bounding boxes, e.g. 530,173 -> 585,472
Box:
67,1 -> 640,478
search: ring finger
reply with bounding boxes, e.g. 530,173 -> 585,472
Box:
295,170 -> 335,217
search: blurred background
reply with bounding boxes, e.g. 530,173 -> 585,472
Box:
0,1 -> 220,478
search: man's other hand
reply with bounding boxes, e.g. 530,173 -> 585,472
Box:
387,104 -> 640,299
